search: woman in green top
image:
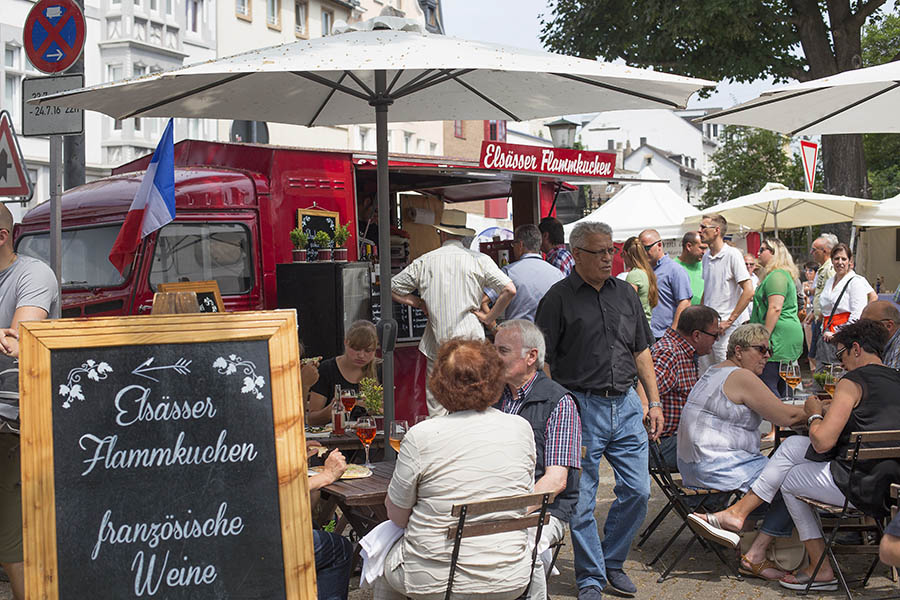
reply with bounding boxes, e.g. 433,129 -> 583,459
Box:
750,237 -> 803,397
622,236 -> 658,326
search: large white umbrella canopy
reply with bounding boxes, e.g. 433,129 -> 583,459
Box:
32,15 -> 712,433
690,182 -> 878,234
563,167 -> 700,242
700,61 -> 900,135
853,193 -> 900,228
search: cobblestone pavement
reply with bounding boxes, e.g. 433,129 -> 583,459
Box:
349,458 -> 897,600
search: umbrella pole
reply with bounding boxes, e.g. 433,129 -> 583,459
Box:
373,69 -> 396,457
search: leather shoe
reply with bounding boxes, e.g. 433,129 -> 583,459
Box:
578,585 -> 603,600
605,568 -> 637,597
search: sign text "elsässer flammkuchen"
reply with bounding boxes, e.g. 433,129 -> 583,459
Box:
480,141 -> 616,178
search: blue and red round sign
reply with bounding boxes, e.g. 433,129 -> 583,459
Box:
24,0 -> 86,74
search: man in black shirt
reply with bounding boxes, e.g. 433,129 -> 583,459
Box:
535,221 -> 663,600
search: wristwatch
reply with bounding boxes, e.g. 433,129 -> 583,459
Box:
807,414 -> 824,427
648,402 -> 663,409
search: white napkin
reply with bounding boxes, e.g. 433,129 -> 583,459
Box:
359,520 -> 405,588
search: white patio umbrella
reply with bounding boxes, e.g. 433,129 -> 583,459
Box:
689,182 -> 878,236
700,60 -> 900,135
32,15 -> 712,430
853,193 -> 900,228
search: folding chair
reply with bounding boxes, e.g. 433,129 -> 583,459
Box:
644,438 -> 744,582
446,491 -> 554,600
798,430 -> 900,599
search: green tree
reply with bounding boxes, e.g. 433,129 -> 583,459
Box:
862,13 -> 900,198
541,1 -> 894,199
701,126 -> 805,209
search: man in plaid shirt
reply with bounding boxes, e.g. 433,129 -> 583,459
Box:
646,305 -> 720,469
495,319 -> 581,600
539,217 -> 575,276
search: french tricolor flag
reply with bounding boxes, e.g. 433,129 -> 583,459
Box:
109,119 -> 176,275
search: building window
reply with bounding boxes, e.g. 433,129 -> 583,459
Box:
4,75 -> 20,125
111,0 -> 121,5
236,0 -> 250,18
166,0 -> 173,15
430,142 -> 438,155
186,0 -> 201,32
454,120 -> 464,139
4,45 -> 19,69
359,127 -> 369,150
487,120 -> 506,142
321,9 -> 333,36
134,118 -> 141,131
294,1 -> 307,36
267,0 -> 280,27
150,0 -> 158,10
404,132 -> 413,154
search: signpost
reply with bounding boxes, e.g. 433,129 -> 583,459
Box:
22,74 -> 84,136
19,311 -> 318,599
801,140 -> 819,193
22,0 -> 87,286
0,111 -> 33,202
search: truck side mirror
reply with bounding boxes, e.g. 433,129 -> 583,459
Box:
377,318 -> 397,353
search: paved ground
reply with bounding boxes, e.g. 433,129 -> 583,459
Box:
348,458 -> 897,600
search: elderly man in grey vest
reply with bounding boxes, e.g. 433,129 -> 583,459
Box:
495,319 -> 581,600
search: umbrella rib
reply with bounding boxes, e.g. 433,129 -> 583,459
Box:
788,82 -> 900,136
701,88 -> 821,120
306,72 -> 348,128
392,69 -> 475,98
291,71 -> 372,102
802,199 -> 856,220
121,73 -> 251,118
552,73 -> 680,108
344,70 -> 375,97
450,75 -> 522,121
386,69 -> 406,95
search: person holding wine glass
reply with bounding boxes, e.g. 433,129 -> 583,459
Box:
307,320 -> 380,426
749,238 -> 803,397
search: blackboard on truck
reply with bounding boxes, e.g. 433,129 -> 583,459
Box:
297,207 -> 338,261
19,310 -> 316,599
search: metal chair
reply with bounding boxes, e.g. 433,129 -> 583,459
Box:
446,491 -> 554,600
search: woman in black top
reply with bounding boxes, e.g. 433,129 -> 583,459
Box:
688,319 -> 900,591
307,320 -> 379,426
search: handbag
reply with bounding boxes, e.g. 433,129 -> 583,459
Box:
740,528 -> 806,572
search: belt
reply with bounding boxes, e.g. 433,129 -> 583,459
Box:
575,388 -> 625,397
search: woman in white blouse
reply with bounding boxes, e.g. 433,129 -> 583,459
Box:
819,243 -> 877,342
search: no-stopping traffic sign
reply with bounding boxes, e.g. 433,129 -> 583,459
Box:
24,0 -> 86,74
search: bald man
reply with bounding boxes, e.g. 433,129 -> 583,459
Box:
0,203 -> 58,600
861,300 -> 900,369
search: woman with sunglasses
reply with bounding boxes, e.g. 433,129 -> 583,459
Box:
677,324 -> 806,580
688,319 -> 900,591
621,236 -> 658,327
750,238 -> 804,396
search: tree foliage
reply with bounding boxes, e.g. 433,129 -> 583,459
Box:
862,13 -> 900,199
701,126 -> 806,209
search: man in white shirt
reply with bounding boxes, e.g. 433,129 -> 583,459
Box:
392,209 -> 516,416
698,214 -> 753,372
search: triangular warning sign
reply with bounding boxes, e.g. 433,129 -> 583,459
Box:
0,111 -> 33,200
800,140 -> 818,193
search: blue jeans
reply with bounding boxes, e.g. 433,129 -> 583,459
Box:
751,491 -> 794,538
570,388 -> 650,590
313,529 -> 353,600
761,361 -> 787,398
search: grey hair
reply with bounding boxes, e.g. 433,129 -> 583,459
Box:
726,323 -> 770,359
514,224 -> 542,254
497,319 -> 546,370
818,233 -> 839,251
570,221 -> 613,250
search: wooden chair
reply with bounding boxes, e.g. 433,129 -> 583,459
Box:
644,439 -> 743,582
797,430 -> 900,599
445,492 -> 555,600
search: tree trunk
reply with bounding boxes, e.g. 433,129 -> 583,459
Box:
821,135 -> 868,197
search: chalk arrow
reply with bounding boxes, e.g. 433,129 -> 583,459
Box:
132,357 -> 192,382
45,49 -> 64,61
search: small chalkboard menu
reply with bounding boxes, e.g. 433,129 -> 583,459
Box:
297,207 -> 338,261
19,311 -> 315,599
157,280 -> 225,313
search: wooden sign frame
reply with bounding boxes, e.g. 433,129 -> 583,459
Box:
19,310 -> 315,599
157,280 -> 225,312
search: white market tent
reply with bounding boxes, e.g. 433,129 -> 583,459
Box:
852,194 -> 900,290
563,167 -> 700,242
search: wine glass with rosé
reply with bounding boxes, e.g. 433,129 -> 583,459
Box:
340,389 -> 357,421
389,420 -> 408,452
355,417 -> 377,468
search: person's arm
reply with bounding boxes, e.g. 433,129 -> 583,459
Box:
385,496 -> 413,528
307,448 -> 347,492
845,279 -> 872,322
805,379 -> 858,453
472,281 -> 516,327
726,369 -> 806,425
391,291 -> 428,314
1,306 -> 49,357
307,390 -> 334,426
672,298 -> 690,330
534,292 -> 562,372
763,293 -> 785,334
721,278 -> 754,333
534,465 -> 568,497
390,261 -> 426,313
634,348 -> 663,440
867,290 -> 879,304
880,534 -> 900,567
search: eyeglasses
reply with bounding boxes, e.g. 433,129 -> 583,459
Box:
759,246 -> 773,254
699,224 -> 717,231
642,240 -> 661,252
576,246 -> 618,257
696,329 -> 719,340
836,346 -> 848,360
748,345 -> 772,356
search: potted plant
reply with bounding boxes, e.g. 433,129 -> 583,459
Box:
313,230 -> 333,261
332,222 -> 351,262
359,377 -> 384,430
289,228 -> 308,262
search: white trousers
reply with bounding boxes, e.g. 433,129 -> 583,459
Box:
750,435 -> 853,541
526,514 -> 566,600
425,357 -> 448,417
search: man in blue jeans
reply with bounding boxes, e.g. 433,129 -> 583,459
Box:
536,221 -> 663,600
308,444 -> 353,600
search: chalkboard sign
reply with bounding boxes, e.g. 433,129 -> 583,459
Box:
297,207 -> 338,261
157,280 -> 225,313
371,296 -> 415,340
20,311 -> 315,599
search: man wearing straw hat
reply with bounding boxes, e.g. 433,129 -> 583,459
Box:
392,208 -> 516,416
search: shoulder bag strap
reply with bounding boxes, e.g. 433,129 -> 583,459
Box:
826,275 -> 856,324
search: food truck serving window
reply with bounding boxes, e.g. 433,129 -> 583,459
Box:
149,222 -> 253,295
17,226 -> 126,288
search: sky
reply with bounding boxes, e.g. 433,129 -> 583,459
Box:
440,0 -> 777,110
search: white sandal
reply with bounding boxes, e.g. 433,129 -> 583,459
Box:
687,513 -> 741,548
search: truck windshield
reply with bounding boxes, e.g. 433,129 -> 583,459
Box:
150,222 -> 253,295
17,226 -> 126,288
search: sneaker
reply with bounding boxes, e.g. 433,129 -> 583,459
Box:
605,568 -> 637,597
578,585 -> 603,600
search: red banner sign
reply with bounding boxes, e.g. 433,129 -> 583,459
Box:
479,141 -> 615,178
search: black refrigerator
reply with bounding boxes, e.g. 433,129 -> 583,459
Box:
276,262 -> 371,359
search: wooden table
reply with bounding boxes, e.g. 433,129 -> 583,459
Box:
318,461 -> 395,539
